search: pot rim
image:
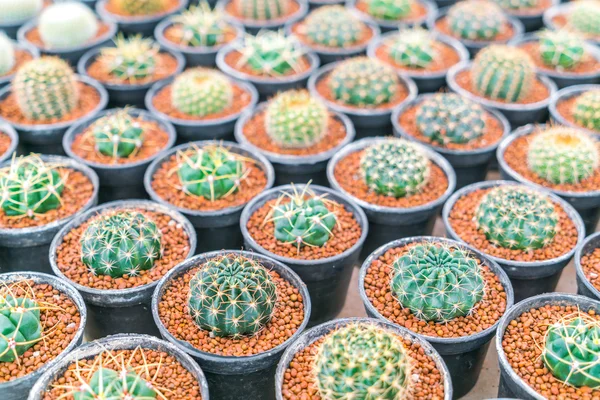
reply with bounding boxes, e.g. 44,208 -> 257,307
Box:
220,0 -> 309,29
549,84 -> 600,136
543,3 -> 600,45
0,122 -> 19,165
575,231 -> 600,300
502,0 -> 559,19
0,40 -> 40,86
95,0 -> 188,24
348,0 -> 438,30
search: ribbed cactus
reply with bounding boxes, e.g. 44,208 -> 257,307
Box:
91,109 -> 144,160
573,90 -> 600,132
111,0 -> 167,16
494,0 -> 536,10
13,57 -> 79,121
360,139 -> 430,198
313,323 -> 412,399
366,0 -> 413,20
188,254 -> 277,338
73,368 -> 158,400
415,93 -> 486,145
38,2 -> 99,49
264,90 -> 329,149
80,211 -> 163,278
0,154 -> 65,218
0,295 -> 42,362
475,186 -> 559,251
447,0 -> 506,41
567,1 -> 600,37
387,28 -> 436,69
171,68 -> 233,117
237,0 -> 289,20
171,2 -> 229,47
391,242 -> 485,322
0,33 -> 15,76
539,30 -> 585,70
99,35 -> 159,83
303,6 -> 365,48
471,45 -> 535,102
0,0 -> 42,25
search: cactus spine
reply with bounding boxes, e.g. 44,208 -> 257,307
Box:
0,295 -> 42,362
171,68 -> 233,117
73,368 -> 157,400
303,6 -> 365,48
91,109 -> 144,160
366,0 -> 413,20
171,2 -> 230,47
538,30 -> 585,70
0,0 -> 42,25
111,0 -> 167,16
447,0 -> 506,40
0,33 -> 15,76
386,28 -> 436,69
38,2 -> 99,49
99,35 -> 159,83
567,1 -> 600,37
573,90 -> 600,132
237,0 -> 289,20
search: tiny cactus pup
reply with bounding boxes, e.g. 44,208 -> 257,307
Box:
91,109 -> 144,160
573,90 -> 600,132
303,6 -> 366,48
447,0 -> 506,41
38,1 -> 99,49
0,0 -> 42,25
567,1 -> 600,37
171,2 -> 230,47
538,30 -> 585,70
99,35 -> 159,83
366,0 -> 413,20
236,0 -> 289,20
386,28 -> 436,69
110,0 -> 167,16
0,295 -> 42,362
171,67 -> 233,116
0,33 -> 15,76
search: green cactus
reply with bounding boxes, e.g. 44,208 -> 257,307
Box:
0,0 -> 42,25
73,368 -> 158,400
13,57 -> 79,121
386,28 -> 436,69
112,0 -> 167,16
494,0 -> 536,10
313,323 -> 412,399
447,0 -> 506,41
415,93 -> 486,145
188,254 -> 277,338
538,30 -> 586,70
471,45 -> 536,102
567,1 -> 600,37
360,139 -> 430,198
171,2 -> 230,47
303,6 -> 365,48
264,90 -> 329,149
366,0 -> 413,20
91,109 -> 144,160
475,186 -> 559,251
237,0 -> 289,20
38,2 -> 99,50
0,295 -> 42,362
0,33 -> 15,76
171,68 -> 233,117
99,35 -> 159,83
573,90 -> 600,132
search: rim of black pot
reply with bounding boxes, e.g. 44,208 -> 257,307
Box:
348,0 -> 438,31
549,84 -> 600,136
220,0 -> 309,30
326,137 -> 457,214
0,40 -> 40,87
0,271 -> 87,393
274,317 -> 453,400
575,232 -> 600,300
150,249 -> 312,365
96,0 -> 189,24
442,179 -> 586,268
309,0 -> 345,5
62,107 -> 177,172
543,3 -> 600,46
358,236 -> 514,347
0,122 -> 19,164
240,183 -> 369,266
27,333 -> 211,400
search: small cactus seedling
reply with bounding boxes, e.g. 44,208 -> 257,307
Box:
447,0 -> 506,41
38,2 -> 99,49
471,45 -> 536,102
475,185 -> 559,251
313,323 -> 412,399
360,139 -> 431,198
567,1 -> 600,37
494,0 -> 537,10
110,0 -> 167,16
386,28 -> 436,69
237,0 -> 289,20
302,6 -> 365,48
366,0 -> 413,20
573,90 -> 600,132
0,33 -> 15,76
527,126 -> 599,185
415,93 -> 486,145
99,35 -> 159,83
538,30 -> 585,70
0,0 -> 42,25
188,254 -> 278,338
171,2 -> 230,47
0,154 -> 65,218
264,90 -> 329,149
90,109 -> 144,161
171,67 -> 233,117
80,210 -> 163,278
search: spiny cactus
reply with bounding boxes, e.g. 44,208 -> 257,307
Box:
0,295 -> 42,362
447,0 -> 506,41
538,30 -> 585,70
567,1 -> 600,37
13,57 -> 79,121
188,254 -> 277,338
264,90 -> 329,149
303,6 -> 365,48
366,0 -> 413,20
171,68 -> 233,117
0,33 -> 15,76
237,0 -> 289,20
313,323 -> 412,399
73,368 -> 158,400
475,186 -> 559,251
99,35 -> 159,83
111,0 -> 167,16
471,45 -> 535,102
415,93 -> 486,145
494,0 -> 536,10
386,28 -> 436,69
38,2 -> 99,49
91,109 -> 144,160
0,0 -> 42,25
171,2 -> 230,47
573,90 -> 600,132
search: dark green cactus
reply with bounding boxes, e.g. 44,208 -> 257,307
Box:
171,68 -> 233,117
100,35 -> 159,83
387,28 -> 436,69
303,6 -> 365,48
573,90 -> 600,132
171,2 -> 229,47
567,1 -> 600,37
237,0 -> 289,20
366,0 -> 412,20
92,109 -> 144,160
539,30 -> 585,70
0,296 -> 42,362
73,368 -> 158,400
447,0 -> 506,41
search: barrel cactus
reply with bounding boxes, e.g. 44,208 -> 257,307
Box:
237,0 -> 289,20
365,0 -> 413,20
0,295 -> 42,362
573,90 -> 600,132
539,30 -> 585,70
494,0 -> 536,10
38,2 -> 99,49
0,0 -> 42,24
111,0 -> 167,16
188,254 -> 277,338
303,6 -> 365,48
0,33 -> 15,76
91,109 -> 144,160
171,2 -> 230,47
567,1 -> 600,37
171,68 -> 233,117
73,368 -> 158,400
475,186 -> 559,251
386,28 -> 436,69
447,0 -> 506,41
99,35 -> 159,83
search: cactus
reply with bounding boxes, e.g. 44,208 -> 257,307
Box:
447,0 -> 506,41
303,6 -> 365,48
360,139 -> 430,198
366,0 -> 413,20
111,0 -> 167,16
0,33 -> 15,76
99,35 -> 159,83
80,211 -> 163,278
91,109 -> 144,160
13,57 -> 79,121
386,28 -> 436,69
171,68 -> 233,117
0,295 -> 42,362
494,0 -> 537,10
38,2 -> 99,49
390,242 -> 485,322
237,0 -> 289,20
0,0 -> 42,25
567,1 -> 600,37
264,90 -> 329,149
573,90 -> 600,132
313,323 -> 412,399
527,127 -> 599,185
0,154 -> 65,218
415,93 -> 486,145
73,368 -> 157,400
188,254 -> 277,338
171,2 -> 230,47
471,45 -> 535,102
475,186 -> 559,251
538,30 -> 585,70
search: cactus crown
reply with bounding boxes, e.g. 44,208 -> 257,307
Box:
171,2 -> 230,48
0,0 -> 43,25
447,0 -> 506,41
573,90 -> 600,132
188,254 -> 278,338
0,33 -> 15,76
303,5 -> 366,48
494,0 -> 537,10
567,1 -> 600,36
538,30 -> 586,70
313,323 -> 412,399
386,28 -> 437,69
171,67 -> 233,117
365,0 -> 413,20
89,109 -> 144,161
527,126 -> 599,185
99,35 -> 159,83
475,185 -> 559,251
237,0 -> 289,20
38,1 -> 99,50
111,0 -> 167,16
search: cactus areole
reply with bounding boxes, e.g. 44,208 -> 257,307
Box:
0,295 -> 42,362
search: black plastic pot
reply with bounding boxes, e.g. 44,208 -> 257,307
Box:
0,12 -> 39,40
327,137 -> 456,260
221,0 -> 308,35
151,249 -> 311,400
234,101 -> 355,186
543,3 -> 600,47
27,334 -> 210,400
0,41 -> 39,90
442,180 -> 585,302
0,155 -> 99,274
549,84 -> 600,136
240,184 -> 368,325
0,122 -> 18,164
503,0 -> 559,32
575,232 -> 600,301
308,0 -> 344,8
392,93 -> 511,189
275,317 -> 453,400
359,236 -> 514,399
348,0 -> 437,32
49,199 -> 196,340
63,108 -> 177,203
0,271 -> 86,400
145,140 -> 275,254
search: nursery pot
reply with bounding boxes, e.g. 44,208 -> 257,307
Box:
63,108 -> 177,203
0,41 -> 39,90
49,199 -> 197,340
349,0 -> 438,32
0,272 -> 87,400
0,122 -> 18,165
442,180 -> 585,302
359,236 -> 514,399
240,184 -> 368,325
575,232 -> 600,301
549,84 -> 600,136
221,0 -> 309,35
543,3 -> 600,47
151,249 -> 311,400
0,155 -> 99,274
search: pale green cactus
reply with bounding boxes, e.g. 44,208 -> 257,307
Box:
386,28 -> 436,69
567,1 -> 600,37
38,2 -> 99,49
0,0 -> 42,25
171,2 -> 230,47
447,0 -> 506,40
366,0 -> 413,20
0,33 -> 15,76
494,0 -> 537,10
538,30 -> 585,70
171,68 -> 233,117
303,6 -> 366,48
237,0 -> 289,20
573,90 -> 600,132
99,35 -> 159,83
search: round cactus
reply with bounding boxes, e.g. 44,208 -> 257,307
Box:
171,2 -> 229,47
91,109 -> 144,160
237,0 -> 289,20
0,0 -> 42,25
538,30 -> 585,70
494,0 -> 536,10
366,0 -> 413,20
360,139 -> 430,198
235,31 -> 307,77
111,0 -> 167,16
573,90 -> 600,132
73,368 -> 158,400
475,185 -> 559,251
38,2 -> 99,49
386,28 -> 436,69
265,90 -> 329,149
303,6 -> 365,48
0,295 -> 42,362
99,35 -> 159,83
567,1 -> 600,37
447,0 -> 506,41
188,254 -> 277,338
0,33 -> 15,76
171,68 -> 233,117
391,242 -> 485,322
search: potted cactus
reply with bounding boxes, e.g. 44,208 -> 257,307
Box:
0,33 -> 39,90
221,0 -> 308,34
543,0 -> 600,46
0,123 -> 17,164
550,84 -> 600,136
0,0 -> 42,39
493,0 -> 558,32
96,0 -> 188,35
575,232 -> 600,302
348,0 -> 438,33
393,92 -> 510,189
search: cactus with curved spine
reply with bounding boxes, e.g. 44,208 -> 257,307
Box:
38,2 -> 99,49
188,254 -> 277,338
91,109 -> 144,160
0,295 -> 42,362
366,0 -> 413,20
538,30 -> 585,70
0,33 -> 15,76
475,185 -> 559,251
303,6 -> 366,48
171,67 -> 233,117
99,35 -> 159,83
237,0 -> 289,20
573,90 -> 600,132
447,0 -> 506,41
171,2 -> 230,47
73,368 -> 157,400
415,93 -> 486,145
386,28 -> 436,69
111,0 -> 167,16
313,323 -> 412,399
494,0 -> 537,10
0,0 -> 42,25
567,1 -> 600,37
